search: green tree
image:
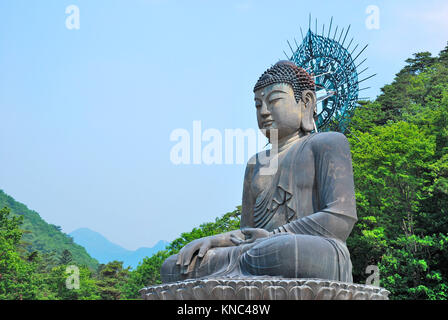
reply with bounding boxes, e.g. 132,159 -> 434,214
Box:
96,261 -> 130,300
46,264 -> 100,300
0,207 -> 37,299
60,249 -> 73,265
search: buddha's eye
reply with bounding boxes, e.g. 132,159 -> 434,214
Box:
269,97 -> 282,104
255,102 -> 262,109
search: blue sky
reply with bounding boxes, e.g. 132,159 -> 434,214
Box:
1,0 -> 448,250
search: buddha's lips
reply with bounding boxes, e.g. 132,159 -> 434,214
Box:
262,120 -> 274,127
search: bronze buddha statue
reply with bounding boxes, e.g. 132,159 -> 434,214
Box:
161,60 -> 358,283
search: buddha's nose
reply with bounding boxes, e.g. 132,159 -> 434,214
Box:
260,102 -> 270,117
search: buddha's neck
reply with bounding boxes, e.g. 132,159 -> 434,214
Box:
273,130 -> 309,153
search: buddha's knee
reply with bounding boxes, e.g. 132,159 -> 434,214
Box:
161,254 -> 180,283
240,234 -> 297,276
240,233 -> 339,279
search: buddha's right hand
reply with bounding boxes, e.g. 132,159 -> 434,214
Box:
176,230 -> 244,274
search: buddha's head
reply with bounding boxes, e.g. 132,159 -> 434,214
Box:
253,60 -> 316,141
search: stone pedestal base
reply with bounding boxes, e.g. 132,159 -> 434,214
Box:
140,277 -> 389,300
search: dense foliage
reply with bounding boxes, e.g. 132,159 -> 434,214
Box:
345,45 -> 448,299
0,190 -> 98,270
0,206 -> 131,299
1,44 -> 447,300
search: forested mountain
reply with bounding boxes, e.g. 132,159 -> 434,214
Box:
0,190 -> 98,270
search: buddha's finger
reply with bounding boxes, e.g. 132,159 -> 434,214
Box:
176,248 -> 188,265
177,250 -> 188,267
183,245 -> 199,267
183,251 -> 193,267
176,252 -> 183,265
230,235 -> 243,245
241,228 -> 256,239
198,243 -> 210,258
181,261 -> 191,274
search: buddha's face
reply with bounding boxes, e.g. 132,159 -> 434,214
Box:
254,83 -> 313,141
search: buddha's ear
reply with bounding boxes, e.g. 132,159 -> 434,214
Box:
300,90 -> 317,133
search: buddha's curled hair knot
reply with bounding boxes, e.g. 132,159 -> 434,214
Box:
254,60 -> 315,103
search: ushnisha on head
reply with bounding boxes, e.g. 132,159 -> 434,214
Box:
253,60 -> 317,141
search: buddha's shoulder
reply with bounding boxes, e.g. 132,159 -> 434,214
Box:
306,131 -> 349,150
246,148 -> 277,169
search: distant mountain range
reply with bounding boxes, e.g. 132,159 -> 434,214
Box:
69,228 -> 168,269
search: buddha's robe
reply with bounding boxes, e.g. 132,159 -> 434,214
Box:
161,132 -> 358,283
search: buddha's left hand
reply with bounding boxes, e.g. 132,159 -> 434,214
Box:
230,227 -> 270,245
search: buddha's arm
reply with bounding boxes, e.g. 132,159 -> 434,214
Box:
271,133 -> 358,242
241,156 -> 256,229
271,211 -> 356,242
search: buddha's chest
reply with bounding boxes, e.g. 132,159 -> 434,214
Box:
251,169 -> 275,198
249,146 -> 317,230
250,151 -> 315,199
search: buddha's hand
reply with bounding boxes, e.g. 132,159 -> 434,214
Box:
230,227 -> 270,245
176,230 -> 243,274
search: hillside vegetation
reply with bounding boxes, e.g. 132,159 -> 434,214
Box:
345,46 -> 448,299
0,190 -> 98,270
